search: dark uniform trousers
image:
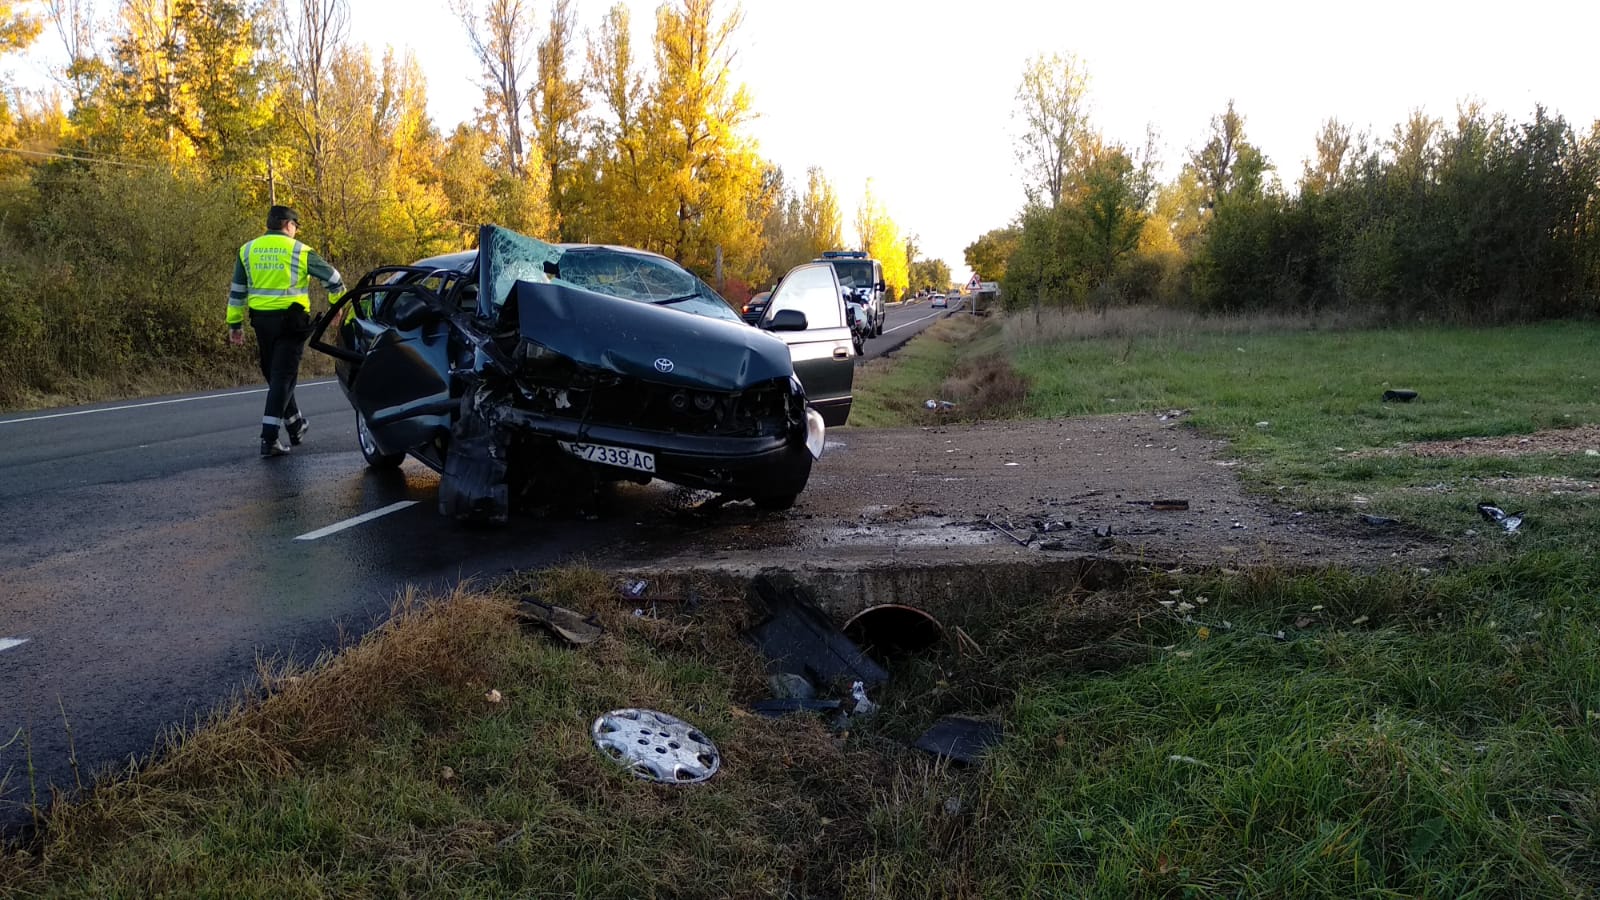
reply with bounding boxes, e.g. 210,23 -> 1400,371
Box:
250,306 -> 312,437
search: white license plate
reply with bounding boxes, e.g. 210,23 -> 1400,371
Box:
558,441 -> 656,474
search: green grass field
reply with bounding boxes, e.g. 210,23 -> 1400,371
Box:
7,313 -> 1600,898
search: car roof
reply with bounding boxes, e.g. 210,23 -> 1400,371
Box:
412,243 -> 675,273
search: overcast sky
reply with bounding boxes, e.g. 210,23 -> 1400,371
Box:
12,0 -> 1598,281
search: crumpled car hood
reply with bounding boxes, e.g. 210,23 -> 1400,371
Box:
514,281 -> 796,391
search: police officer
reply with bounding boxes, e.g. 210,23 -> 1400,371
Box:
227,206 -> 345,457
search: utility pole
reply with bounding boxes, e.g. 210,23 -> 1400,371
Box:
267,153 -> 277,205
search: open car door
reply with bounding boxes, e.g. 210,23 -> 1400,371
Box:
760,262 -> 855,426
310,268 -> 461,461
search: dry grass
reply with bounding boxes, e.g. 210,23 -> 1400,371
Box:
999,305 -> 1382,349
935,354 -> 1031,420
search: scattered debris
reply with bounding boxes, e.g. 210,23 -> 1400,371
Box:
1477,503 -> 1525,534
1094,525 -> 1114,538
1256,421 -> 1270,428
983,515 -> 1032,547
441,766 -> 456,781
1151,499 -> 1190,511
924,399 -> 956,410
744,575 -> 889,689
1360,514 -> 1400,527
1382,389 -> 1419,403
850,681 -> 878,716
1167,755 -> 1207,766
518,597 -> 604,644
623,580 -> 648,599
843,604 -> 945,659
768,673 -> 817,700
913,715 -> 1003,766
484,689 -> 503,704
1003,462 -> 1020,467
1157,409 -> 1190,422
592,708 -> 720,784
751,698 -> 843,718
1351,615 -> 1370,626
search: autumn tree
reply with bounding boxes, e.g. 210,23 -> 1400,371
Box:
0,0 -> 40,52
854,179 -> 907,298
1013,52 -> 1090,208
278,0 -> 350,231
757,166 -> 807,283
964,226 -> 1019,283
643,0 -> 766,280
579,3 -> 663,245
533,0 -> 584,237
453,0 -> 536,176
1188,99 -> 1272,211
800,165 -> 842,257
97,0 -> 272,171
1301,117 -> 1352,195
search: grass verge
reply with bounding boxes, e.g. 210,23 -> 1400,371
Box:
5,559 -> 1599,898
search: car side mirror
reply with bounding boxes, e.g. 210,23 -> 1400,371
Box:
876,281 -> 886,292
766,308 -> 809,331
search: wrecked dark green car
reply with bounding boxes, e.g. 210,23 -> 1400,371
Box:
309,226 -> 854,522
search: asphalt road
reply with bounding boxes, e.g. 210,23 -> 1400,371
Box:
0,300 -> 947,831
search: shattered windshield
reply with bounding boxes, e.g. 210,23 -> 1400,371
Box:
558,248 -> 739,322
479,226 -> 562,315
478,225 -> 739,323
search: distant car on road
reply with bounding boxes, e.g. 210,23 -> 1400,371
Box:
742,290 -> 772,324
930,293 -> 947,308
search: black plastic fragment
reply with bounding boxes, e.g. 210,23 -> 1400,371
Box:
913,716 -> 1004,766
750,698 -> 845,718
743,574 -> 889,689
1382,389 -> 1418,402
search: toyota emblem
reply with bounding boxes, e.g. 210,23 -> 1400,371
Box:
654,357 -> 675,374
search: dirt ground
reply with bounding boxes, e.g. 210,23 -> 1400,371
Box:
1358,423 -> 1600,459
613,413 -> 1442,574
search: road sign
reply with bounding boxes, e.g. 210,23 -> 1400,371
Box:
979,281 -> 1000,292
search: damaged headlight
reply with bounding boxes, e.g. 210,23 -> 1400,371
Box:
516,337 -> 575,377
804,406 -> 826,459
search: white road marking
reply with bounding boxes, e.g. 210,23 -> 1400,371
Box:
883,311 -> 944,334
0,638 -> 28,652
294,501 -> 419,541
0,381 -> 337,426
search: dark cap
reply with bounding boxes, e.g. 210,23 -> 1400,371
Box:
267,205 -> 299,230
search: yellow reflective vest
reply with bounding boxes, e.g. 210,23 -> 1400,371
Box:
239,234 -> 311,313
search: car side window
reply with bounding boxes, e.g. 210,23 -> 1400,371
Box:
766,263 -> 843,328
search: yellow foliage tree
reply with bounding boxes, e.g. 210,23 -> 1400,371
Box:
854,179 -> 908,299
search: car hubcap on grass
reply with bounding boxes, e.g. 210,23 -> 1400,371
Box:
591,708 -> 720,783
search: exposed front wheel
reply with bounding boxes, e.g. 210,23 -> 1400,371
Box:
356,413 -> 406,469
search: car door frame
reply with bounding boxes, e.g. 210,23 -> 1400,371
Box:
759,262 -> 855,426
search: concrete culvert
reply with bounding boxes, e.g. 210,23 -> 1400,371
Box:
843,604 -> 945,660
